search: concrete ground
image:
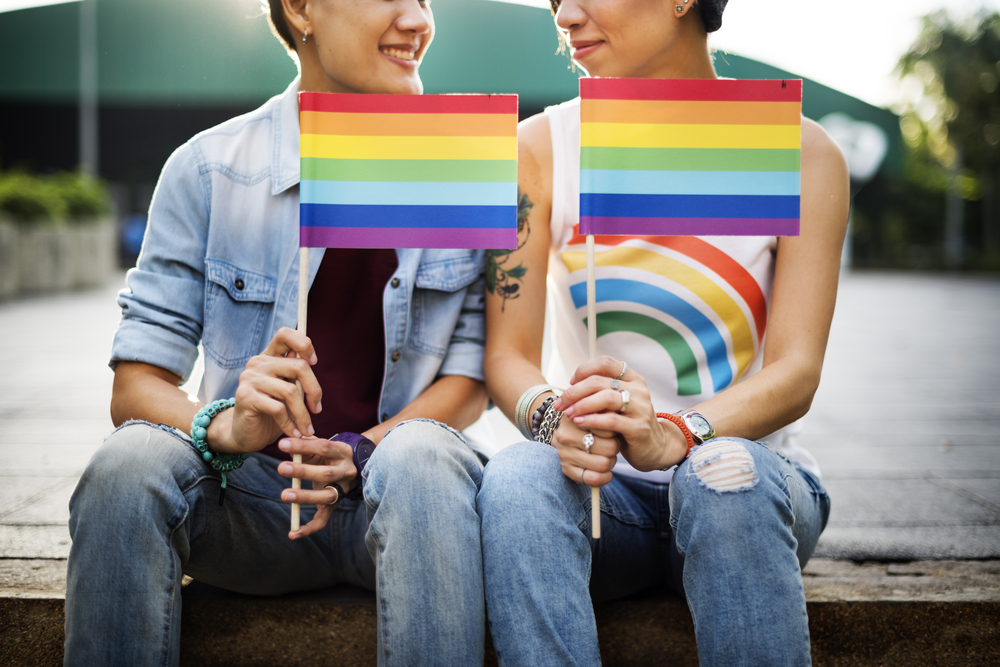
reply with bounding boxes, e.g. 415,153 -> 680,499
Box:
0,271 -> 998,587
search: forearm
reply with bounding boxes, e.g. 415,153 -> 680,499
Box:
483,347 -> 553,430
691,354 -> 821,442
363,375 -> 489,445
110,361 -> 202,431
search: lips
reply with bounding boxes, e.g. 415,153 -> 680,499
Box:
380,45 -> 418,63
570,40 -> 604,59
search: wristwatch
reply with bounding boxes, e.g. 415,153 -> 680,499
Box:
677,410 -> 716,446
332,432 -> 376,501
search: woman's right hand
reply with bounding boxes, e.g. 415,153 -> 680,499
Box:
550,416 -> 619,488
207,327 -> 323,453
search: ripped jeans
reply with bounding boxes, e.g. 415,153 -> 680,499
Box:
479,438 -> 831,667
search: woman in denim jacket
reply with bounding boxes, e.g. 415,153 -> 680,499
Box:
480,1 -> 844,665
65,2 -> 491,665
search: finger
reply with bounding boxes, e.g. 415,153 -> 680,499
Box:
552,428 -> 619,458
562,388 -> 633,419
248,356 -> 323,416
278,459 -> 358,485
561,461 -> 613,488
553,374 -> 609,412
278,437 -> 353,462
263,327 -> 318,365
289,504 -> 335,540
568,355 -> 629,386
281,484 -> 340,506
558,445 -> 618,473
240,376 -> 313,438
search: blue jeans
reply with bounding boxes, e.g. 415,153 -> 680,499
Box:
478,438 -> 831,667
65,419 -> 485,667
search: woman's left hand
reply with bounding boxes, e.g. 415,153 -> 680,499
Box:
553,356 -> 688,472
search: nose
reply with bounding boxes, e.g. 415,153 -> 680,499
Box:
555,0 -> 587,31
397,0 -> 433,36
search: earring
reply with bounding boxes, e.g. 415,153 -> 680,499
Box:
676,5 -> 684,12
301,30 -> 308,45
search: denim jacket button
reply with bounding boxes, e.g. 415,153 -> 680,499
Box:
391,350 -> 401,362
234,278 -> 245,291
390,277 -> 400,288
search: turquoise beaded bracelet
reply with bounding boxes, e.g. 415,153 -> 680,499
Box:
190,398 -> 249,505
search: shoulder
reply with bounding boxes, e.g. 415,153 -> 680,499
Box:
801,118 -> 849,184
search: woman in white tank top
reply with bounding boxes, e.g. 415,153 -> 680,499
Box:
478,1 -> 848,665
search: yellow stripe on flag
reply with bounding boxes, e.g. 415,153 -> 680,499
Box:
581,123 -> 801,150
301,134 -> 517,161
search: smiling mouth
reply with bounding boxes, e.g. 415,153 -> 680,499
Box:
380,47 -> 416,62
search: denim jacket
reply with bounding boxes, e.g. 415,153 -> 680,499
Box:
110,78 -> 487,424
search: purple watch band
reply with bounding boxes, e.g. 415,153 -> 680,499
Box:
333,432 -> 375,501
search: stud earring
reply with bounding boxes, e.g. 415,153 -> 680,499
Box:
302,30 -> 308,45
676,5 -> 684,12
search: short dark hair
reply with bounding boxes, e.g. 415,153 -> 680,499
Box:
264,0 -> 296,51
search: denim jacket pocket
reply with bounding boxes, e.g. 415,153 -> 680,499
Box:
203,257 -> 277,368
411,250 -> 480,357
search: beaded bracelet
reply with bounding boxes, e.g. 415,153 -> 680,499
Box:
530,396 -> 556,440
535,404 -> 564,446
190,398 -> 249,506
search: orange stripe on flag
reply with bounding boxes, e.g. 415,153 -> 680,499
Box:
300,111 -> 516,137
581,99 -> 801,126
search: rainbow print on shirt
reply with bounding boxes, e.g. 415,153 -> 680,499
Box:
299,92 -> 518,249
580,77 -> 802,237
561,230 -> 768,395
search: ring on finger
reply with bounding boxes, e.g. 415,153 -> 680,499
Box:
583,433 -> 595,453
327,483 -> 345,505
579,467 -> 586,484
619,389 -> 631,414
616,361 -> 628,380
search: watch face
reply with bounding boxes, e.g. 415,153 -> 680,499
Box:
689,414 -> 712,437
356,441 -> 375,468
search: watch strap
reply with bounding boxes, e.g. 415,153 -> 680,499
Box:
332,432 -> 375,501
657,412 -> 697,459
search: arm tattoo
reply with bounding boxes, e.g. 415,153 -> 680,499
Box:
486,187 -> 533,312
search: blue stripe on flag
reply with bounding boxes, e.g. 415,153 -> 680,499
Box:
579,193 -> 800,219
580,170 -> 800,196
300,203 -> 516,229
300,180 -> 517,207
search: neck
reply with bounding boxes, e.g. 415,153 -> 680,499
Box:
622,20 -> 717,80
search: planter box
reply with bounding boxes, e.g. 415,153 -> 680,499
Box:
0,216 -> 116,299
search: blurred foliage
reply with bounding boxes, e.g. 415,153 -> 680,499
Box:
0,170 -> 111,223
857,10 -> 1000,270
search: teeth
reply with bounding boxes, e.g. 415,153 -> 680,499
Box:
381,48 -> 415,61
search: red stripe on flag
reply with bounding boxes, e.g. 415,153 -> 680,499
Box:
300,92 -> 519,115
580,78 -> 802,103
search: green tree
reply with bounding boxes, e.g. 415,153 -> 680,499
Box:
896,10 -> 1000,267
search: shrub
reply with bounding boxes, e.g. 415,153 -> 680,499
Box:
0,170 -> 110,223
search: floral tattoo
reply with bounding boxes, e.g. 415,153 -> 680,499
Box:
485,187 -> 533,312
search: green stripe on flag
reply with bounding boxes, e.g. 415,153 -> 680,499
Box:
301,158 -> 517,183
581,147 -> 801,172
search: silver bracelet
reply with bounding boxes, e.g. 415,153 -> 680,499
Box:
536,405 -> 564,446
515,384 -> 560,441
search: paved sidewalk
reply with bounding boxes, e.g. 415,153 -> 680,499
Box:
0,272 -> 998,577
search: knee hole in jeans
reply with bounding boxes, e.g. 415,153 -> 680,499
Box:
686,439 -> 758,493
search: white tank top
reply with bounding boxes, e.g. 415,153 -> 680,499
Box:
544,98 -> 820,482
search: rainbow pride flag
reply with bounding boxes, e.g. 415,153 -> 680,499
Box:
580,78 -> 802,237
299,92 -> 518,249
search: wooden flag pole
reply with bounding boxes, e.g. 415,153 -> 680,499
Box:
291,246 -> 309,532
585,235 -> 601,539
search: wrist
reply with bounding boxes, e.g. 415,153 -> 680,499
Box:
656,414 -> 692,469
205,408 -> 238,453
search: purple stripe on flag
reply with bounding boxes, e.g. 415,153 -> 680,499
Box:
301,226 -> 518,249
579,217 -> 800,237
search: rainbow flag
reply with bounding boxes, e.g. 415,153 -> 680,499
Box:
580,78 -> 802,237
299,92 -> 518,249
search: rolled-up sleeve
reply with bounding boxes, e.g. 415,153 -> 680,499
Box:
438,252 -> 487,382
109,142 -> 210,382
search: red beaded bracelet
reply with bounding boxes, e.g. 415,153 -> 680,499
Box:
657,412 -> 697,459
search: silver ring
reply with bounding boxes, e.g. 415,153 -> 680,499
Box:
616,361 -> 628,380
583,433 -> 595,452
611,378 -> 621,390
619,389 -> 631,414
579,468 -> 586,484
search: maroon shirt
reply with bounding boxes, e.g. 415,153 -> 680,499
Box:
262,248 -> 398,460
